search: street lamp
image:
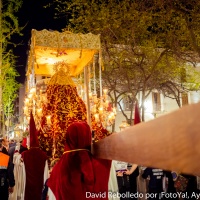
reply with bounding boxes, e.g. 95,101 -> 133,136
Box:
14,126 -> 23,140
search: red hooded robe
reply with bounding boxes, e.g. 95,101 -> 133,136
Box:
21,112 -> 47,200
47,122 -> 111,200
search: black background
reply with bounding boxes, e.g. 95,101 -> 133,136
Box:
11,0 -> 67,83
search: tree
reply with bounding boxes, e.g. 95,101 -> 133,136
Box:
52,0 -> 200,123
101,43 -> 200,122
52,0 -> 200,53
0,0 -> 22,134
1,53 -> 20,132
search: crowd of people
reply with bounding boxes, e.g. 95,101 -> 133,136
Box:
0,122 -> 200,200
0,120 -> 111,200
0,137 -> 29,200
111,162 -> 200,200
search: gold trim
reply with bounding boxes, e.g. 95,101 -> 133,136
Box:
63,149 -> 90,154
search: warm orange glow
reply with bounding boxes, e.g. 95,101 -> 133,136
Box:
46,115 -> 51,126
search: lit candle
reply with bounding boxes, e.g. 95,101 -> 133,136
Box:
108,114 -> 112,120
40,89 -> 42,95
94,113 -> 99,122
81,89 -> 84,98
99,106 -> 103,114
24,98 -> 29,106
92,105 -> 96,113
46,115 -> 51,126
30,87 -> 36,95
28,93 -> 33,99
23,106 -> 28,114
93,94 -> 98,104
41,94 -> 47,103
105,100 -> 109,107
110,112 -> 115,119
103,88 -> 108,95
89,92 -> 92,100
37,108 -> 42,117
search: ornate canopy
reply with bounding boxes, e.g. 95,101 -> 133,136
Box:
27,29 -> 100,77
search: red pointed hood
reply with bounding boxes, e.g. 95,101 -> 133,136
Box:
29,111 -> 39,148
134,102 -> 141,125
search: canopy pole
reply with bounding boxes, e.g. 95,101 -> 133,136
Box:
84,65 -> 91,127
99,50 -> 102,98
93,56 -> 96,94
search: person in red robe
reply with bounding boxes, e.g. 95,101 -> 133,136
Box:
21,112 -> 48,200
47,121 -> 111,200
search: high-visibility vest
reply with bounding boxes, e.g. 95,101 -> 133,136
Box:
0,152 -> 9,169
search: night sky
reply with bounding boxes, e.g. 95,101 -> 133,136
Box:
12,0 -> 67,83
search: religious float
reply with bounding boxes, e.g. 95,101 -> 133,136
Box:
23,29 -> 117,160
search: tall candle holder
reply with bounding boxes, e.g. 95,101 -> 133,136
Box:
89,88 -> 117,128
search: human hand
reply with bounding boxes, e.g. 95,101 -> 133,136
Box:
9,187 -> 14,193
124,169 -> 131,175
116,171 -> 124,177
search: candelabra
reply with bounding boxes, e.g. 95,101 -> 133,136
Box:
89,89 -> 117,128
23,85 -> 51,130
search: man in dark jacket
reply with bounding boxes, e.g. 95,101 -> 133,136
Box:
0,141 -> 15,200
142,167 -> 164,200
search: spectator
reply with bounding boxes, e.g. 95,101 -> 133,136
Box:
113,161 -> 139,200
0,140 -> 15,200
181,173 -> 197,200
126,164 -> 139,197
0,138 -> 9,155
142,167 -> 165,200
113,160 -> 130,199
42,158 -> 59,200
9,140 -> 16,148
164,171 -> 178,200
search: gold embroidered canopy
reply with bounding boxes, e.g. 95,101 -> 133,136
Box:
27,29 -> 100,77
